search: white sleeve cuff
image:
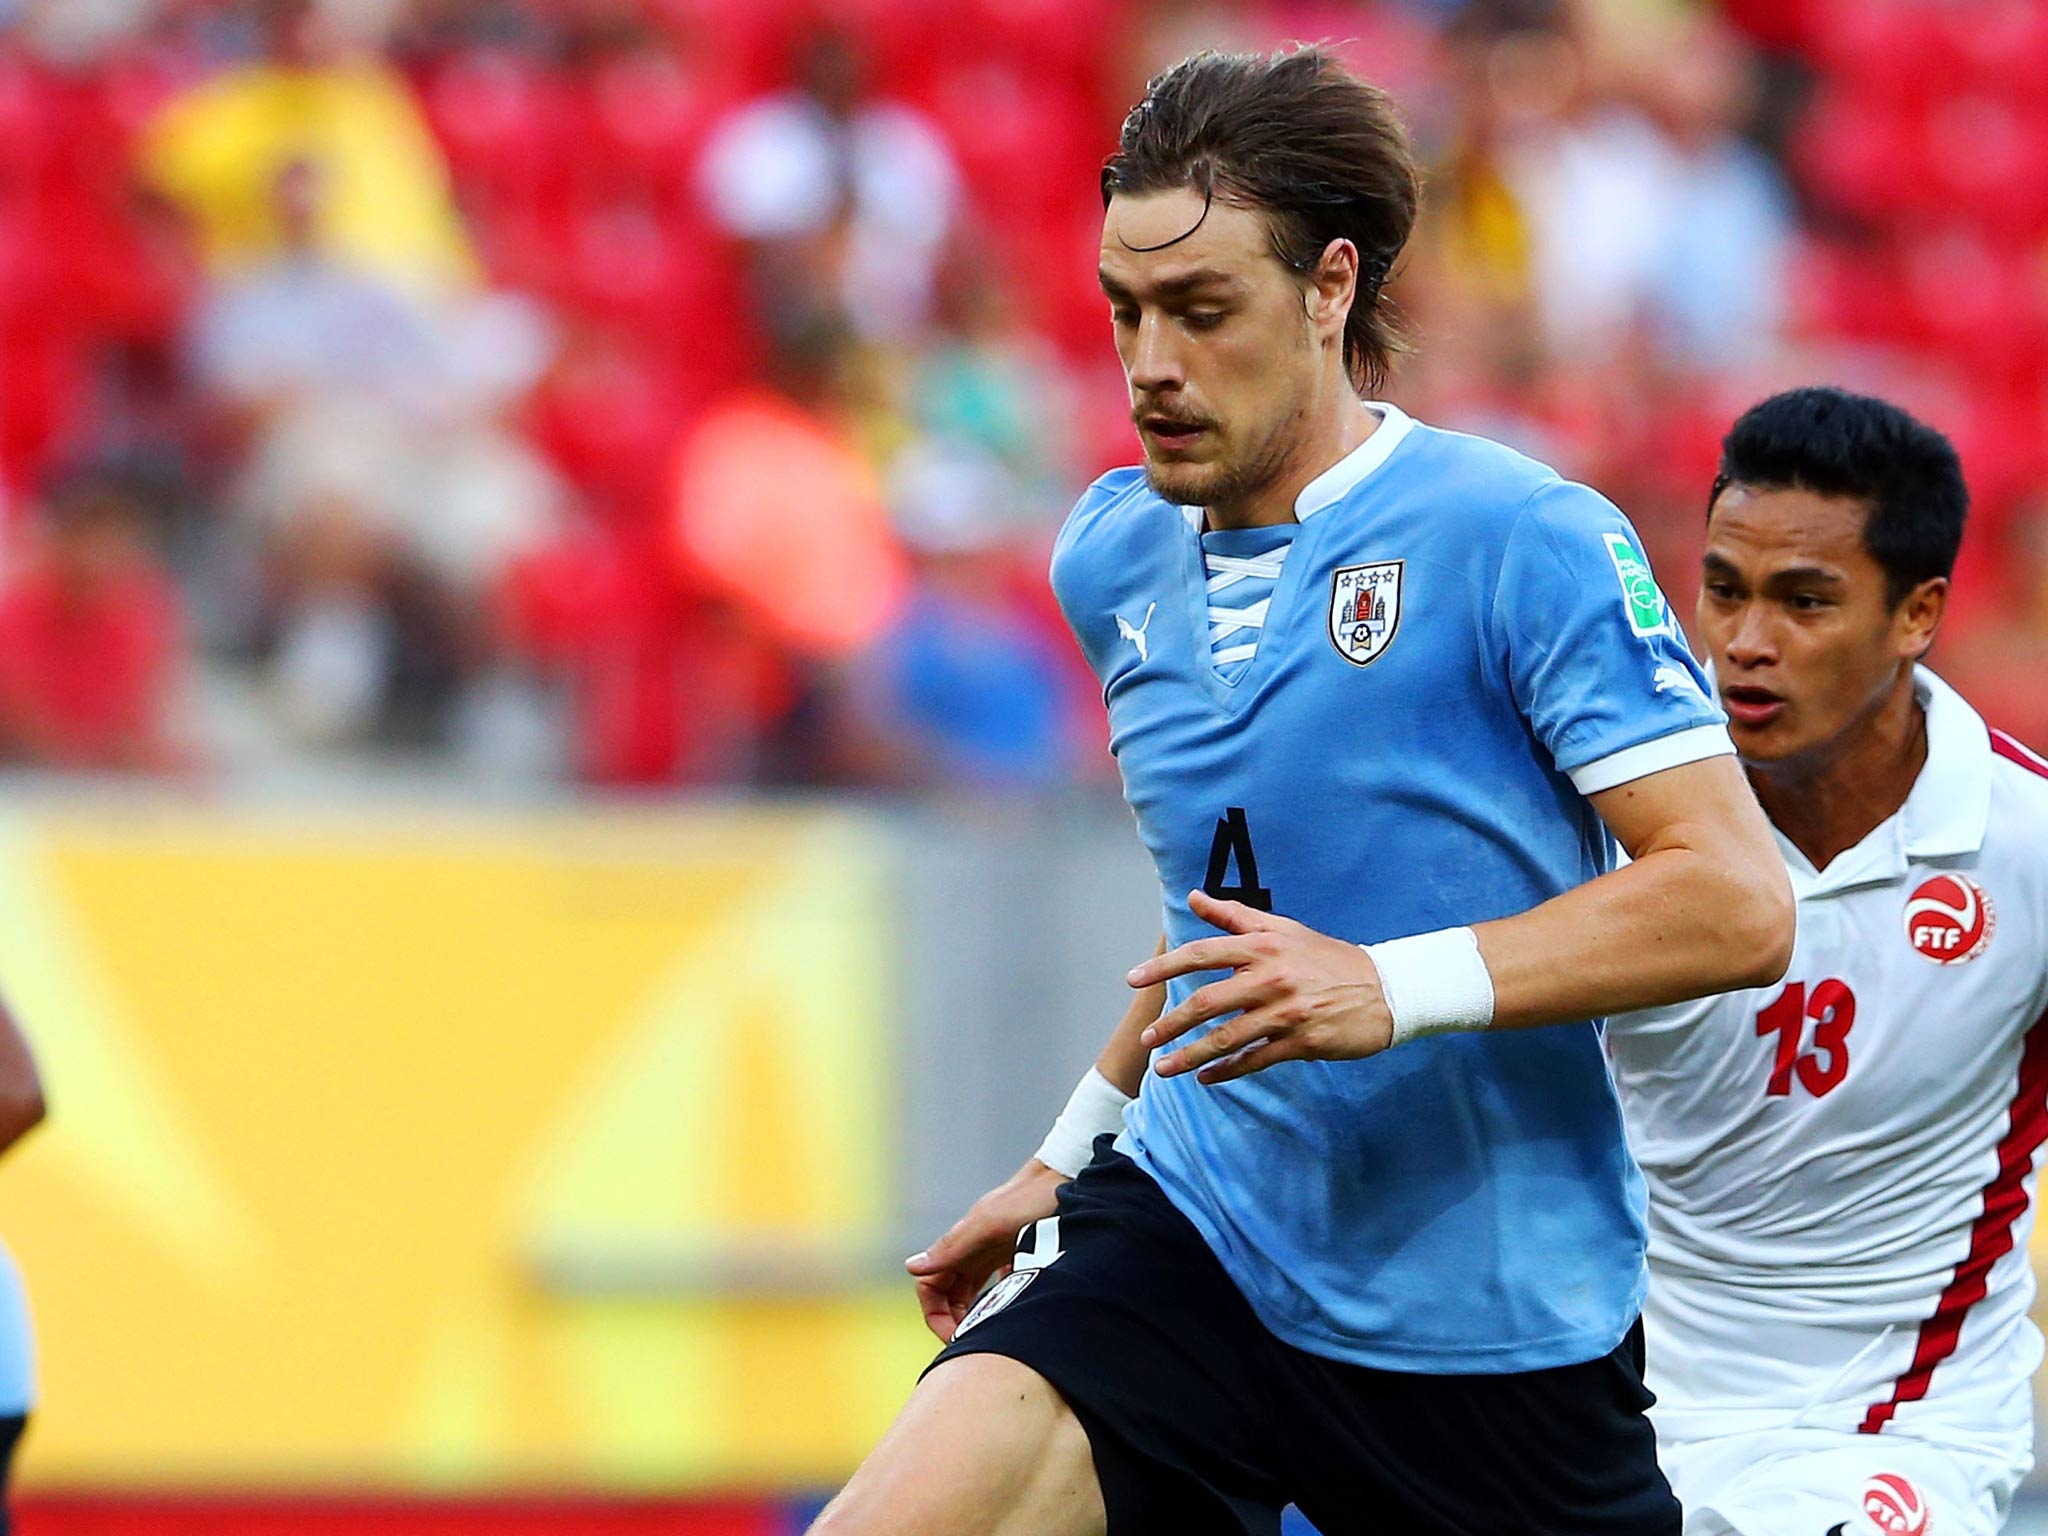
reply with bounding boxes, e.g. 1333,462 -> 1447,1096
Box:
1568,723 -> 1735,796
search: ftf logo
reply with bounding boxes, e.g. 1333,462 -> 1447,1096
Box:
1603,531 -> 1669,637
1905,873 -> 1995,965
1328,561 -> 1402,667
1860,1471 -> 1930,1535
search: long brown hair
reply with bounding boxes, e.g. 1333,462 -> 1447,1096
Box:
1101,46 -> 1420,392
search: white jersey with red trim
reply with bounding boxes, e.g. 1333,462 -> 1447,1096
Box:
1609,669 -> 2048,1478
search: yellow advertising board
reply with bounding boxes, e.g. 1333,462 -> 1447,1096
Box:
0,803 -> 932,1490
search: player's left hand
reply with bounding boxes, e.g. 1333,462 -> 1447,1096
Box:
1128,889 -> 1394,1084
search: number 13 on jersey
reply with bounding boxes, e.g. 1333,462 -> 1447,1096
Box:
1756,979 -> 1857,1099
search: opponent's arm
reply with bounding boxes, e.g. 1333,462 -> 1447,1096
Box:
905,936 -> 1166,1342
1132,753 -> 1792,1083
0,996 -> 45,1157
1092,932 -> 1168,1097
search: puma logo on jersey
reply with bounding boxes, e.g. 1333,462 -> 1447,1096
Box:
1654,663 -> 1705,700
1117,603 -> 1156,663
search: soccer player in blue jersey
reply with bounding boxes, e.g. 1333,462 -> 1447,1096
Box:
0,995 -> 42,1536
812,47 -> 1793,1536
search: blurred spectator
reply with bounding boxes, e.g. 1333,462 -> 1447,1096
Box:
0,0 -> 2027,792
697,21 -> 961,341
670,316 -> 907,666
1633,11 -> 1794,367
189,158 -> 442,430
0,467 -> 185,772
1424,20 -> 1559,314
828,441 -> 1085,790
15,0 -> 162,63
140,0 -> 475,297
1498,9 -> 1793,368
182,144 -> 560,755
232,382 -> 563,752
910,247 -> 1076,518
656,317 -> 907,781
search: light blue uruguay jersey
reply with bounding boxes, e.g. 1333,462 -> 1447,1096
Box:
1051,404 -> 1733,1374
0,1237 -> 31,1415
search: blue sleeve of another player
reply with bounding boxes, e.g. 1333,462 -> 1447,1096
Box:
1494,481 -> 1732,797
0,1240 -> 32,1414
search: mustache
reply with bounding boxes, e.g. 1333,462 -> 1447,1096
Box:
1135,410 -> 1216,430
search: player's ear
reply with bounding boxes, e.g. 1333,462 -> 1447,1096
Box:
1302,238 -> 1357,339
1894,576 -> 1947,660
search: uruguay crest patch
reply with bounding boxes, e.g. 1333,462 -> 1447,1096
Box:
1329,560 -> 1403,666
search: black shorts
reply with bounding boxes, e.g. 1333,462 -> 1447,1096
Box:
0,1412 -> 23,1536
929,1142 -> 1679,1536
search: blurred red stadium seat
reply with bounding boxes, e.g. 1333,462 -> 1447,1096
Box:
1920,384 -> 2045,524
1791,86 -> 1929,223
1919,97 -> 2048,243
421,49 -> 573,217
0,55 -> 57,196
1807,0 -> 1954,106
928,64 -> 1091,228
88,51 -> 194,144
1943,0 -> 2048,104
645,0 -> 805,93
1717,0 -> 1820,53
1783,237 -> 1901,343
570,48 -> 726,205
945,0 -> 1128,82
525,333 -> 698,513
553,203 -> 742,372
498,526 -> 634,667
1899,229 -> 2048,387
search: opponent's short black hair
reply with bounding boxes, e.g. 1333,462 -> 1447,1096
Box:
1100,46 -> 1420,392
1709,386 -> 1969,608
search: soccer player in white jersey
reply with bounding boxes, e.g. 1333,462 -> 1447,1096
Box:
813,48 -> 1792,1536
1606,386 -> 2048,1536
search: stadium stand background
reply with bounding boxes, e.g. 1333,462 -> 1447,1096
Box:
0,0 -> 2046,1531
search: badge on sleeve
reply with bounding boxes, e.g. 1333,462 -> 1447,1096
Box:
1603,532 -> 1669,637
1329,561 -> 1403,667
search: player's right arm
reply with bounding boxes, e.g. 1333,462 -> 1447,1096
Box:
904,936 -> 1165,1342
0,996 -> 44,1157
1133,480 -> 1793,1080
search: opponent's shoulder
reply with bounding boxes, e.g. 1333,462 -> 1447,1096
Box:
1985,725 -> 2048,858
1050,466 -> 1170,590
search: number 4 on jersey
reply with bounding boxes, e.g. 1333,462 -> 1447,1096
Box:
1204,807 -> 1273,911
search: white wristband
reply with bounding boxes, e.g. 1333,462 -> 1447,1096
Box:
1364,927 -> 1495,1048
1033,1067 -> 1132,1178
